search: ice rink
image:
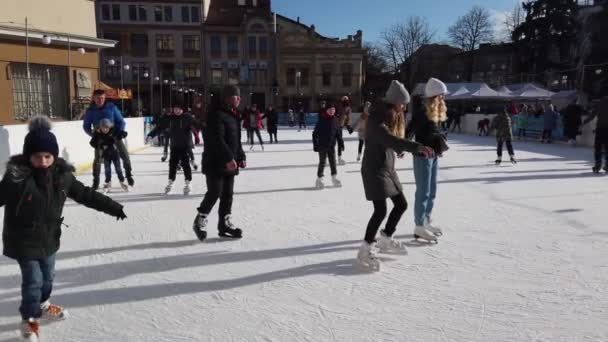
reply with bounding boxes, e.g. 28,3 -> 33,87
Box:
0,130 -> 606,342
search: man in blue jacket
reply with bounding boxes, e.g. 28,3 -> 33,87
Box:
83,90 -> 134,189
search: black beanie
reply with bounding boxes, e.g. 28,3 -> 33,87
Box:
222,85 -> 240,98
23,116 -> 59,158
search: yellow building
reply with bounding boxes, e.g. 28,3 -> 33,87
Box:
0,0 -> 116,125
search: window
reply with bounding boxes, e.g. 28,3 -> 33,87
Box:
154,6 -> 163,22
227,36 -> 239,57
106,60 -> 122,78
164,6 -> 173,21
300,67 -> 310,87
248,36 -> 257,58
131,33 -> 148,51
156,34 -> 174,55
211,69 -> 223,85
112,4 -> 121,20
322,64 -> 333,87
184,64 -> 201,79
101,4 -> 110,20
191,7 -> 200,23
259,36 -> 268,58
131,62 -> 149,77
341,63 -> 353,87
183,35 -> 201,54
250,23 -> 265,32
11,63 -> 68,120
286,67 -> 296,87
228,68 -> 239,85
129,5 -> 137,21
210,35 -> 222,57
181,6 -> 190,22
138,6 -> 147,21
103,32 -> 122,53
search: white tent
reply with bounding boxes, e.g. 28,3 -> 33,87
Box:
498,86 -> 512,94
446,86 -> 470,100
470,83 -> 502,99
514,83 -> 555,99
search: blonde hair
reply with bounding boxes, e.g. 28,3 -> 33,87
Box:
424,96 -> 448,123
386,105 -> 405,139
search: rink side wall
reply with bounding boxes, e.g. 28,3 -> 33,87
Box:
458,114 -> 596,147
0,118 -> 146,175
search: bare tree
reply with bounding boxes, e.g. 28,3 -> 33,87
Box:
379,16 -> 435,83
448,6 -> 494,52
448,6 -> 494,80
504,4 -> 525,41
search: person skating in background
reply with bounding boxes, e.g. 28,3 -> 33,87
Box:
288,109 -> 295,127
83,89 -> 134,189
313,101 -> 342,189
358,81 -> 435,270
351,101 -> 371,162
516,109 -> 529,140
450,107 -> 463,133
563,99 -> 584,146
0,117 -> 126,342
478,116 -> 490,136
335,96 -> 353,166
246,104 -> 265,151
297,106 -> 307,132
89,119 -> 129,193
583,96 -> 608,173
542,104 -> 559,143
183,107 -> 199,172
406,78 -> 451,243
193,85 -> 247,241
263,105 -> 279,143
491,106 -> 517,165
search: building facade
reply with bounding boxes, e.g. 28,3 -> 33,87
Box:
96,0 -> 208,116
0,0 -> 115,125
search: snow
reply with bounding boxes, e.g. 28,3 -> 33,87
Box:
1,130 -> 607,342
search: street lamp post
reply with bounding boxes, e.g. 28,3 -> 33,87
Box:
170,80 -> 176,108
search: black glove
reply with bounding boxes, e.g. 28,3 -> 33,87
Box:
121,131 -> 128,138
116,208 -> 127,221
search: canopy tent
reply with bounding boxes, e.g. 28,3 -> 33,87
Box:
446,86 -> 470,100
412,82 -> 484,97
470,83 -> 502,99
94,81 -> 133,100
513,83 -> 555,99
497,86 -> 513,96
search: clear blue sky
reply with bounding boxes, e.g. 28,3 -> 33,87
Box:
273,0 -> 521,44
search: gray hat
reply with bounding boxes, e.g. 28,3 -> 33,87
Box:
385,80 -> 411,106
99,118 -> 113,129
222,85 -> 241,98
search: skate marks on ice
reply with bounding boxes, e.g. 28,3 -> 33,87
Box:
0,240 -> 374,313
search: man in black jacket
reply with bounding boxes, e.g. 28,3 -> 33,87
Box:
193,85 -> 246,241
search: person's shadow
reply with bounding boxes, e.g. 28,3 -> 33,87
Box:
0,125 -> 10,173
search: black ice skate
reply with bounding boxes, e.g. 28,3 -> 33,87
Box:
192,213 -> 208,241
510,156 -> 517,164
592,166 -> 601,174
495,159 -> 502,165
161,152 -> 168,162
127,175 -> 135,187
218,215 -> 243,239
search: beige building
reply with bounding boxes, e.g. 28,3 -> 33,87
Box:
0,0 -> 115,125
276,16 -> 364,111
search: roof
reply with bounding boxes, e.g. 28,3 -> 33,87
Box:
205,0 -> 271,27
0,24 -> 116,49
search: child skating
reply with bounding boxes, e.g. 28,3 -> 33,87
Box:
89,119 -> 129,193
491,107 -> 517,165
0,117 -> 126,342
313,102 -> 342,189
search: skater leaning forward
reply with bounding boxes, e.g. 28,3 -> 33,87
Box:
357,80 -> 435,270
407,78 -> 451,242
0,117 -> 126,341
193,85 -> 247,241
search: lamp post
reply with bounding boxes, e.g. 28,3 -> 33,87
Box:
170,80 -> 176,108
122,61 -> 130,114
163,78 -> 168,113
154,75 -> 160,116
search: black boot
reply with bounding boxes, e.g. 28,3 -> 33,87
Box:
218,214 -> 242,239
126,175 -> 134,187
92,178 -> 100,191
161,152 -> 168,162
495,159 -> 502,165
193,213 -> 208,242
592,166 -> 601,174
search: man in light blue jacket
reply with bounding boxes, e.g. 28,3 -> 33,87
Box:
83,90 -> 133,189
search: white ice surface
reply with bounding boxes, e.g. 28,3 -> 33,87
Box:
0,131 -> 606,342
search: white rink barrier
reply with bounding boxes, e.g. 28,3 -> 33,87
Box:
0,117 -> 146,175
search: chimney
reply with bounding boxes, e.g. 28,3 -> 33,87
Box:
297,16 -> 300,23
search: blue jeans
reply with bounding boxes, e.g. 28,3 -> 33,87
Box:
413,156 -> 438,226
104,156 -> 125,183
17,254 -> 56,319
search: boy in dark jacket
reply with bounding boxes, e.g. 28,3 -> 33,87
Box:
193,85 -> 247,241
148,106 -> 196,195
0,117 -> 126,341
89,119 -> 129,192
313,102 -> 342,189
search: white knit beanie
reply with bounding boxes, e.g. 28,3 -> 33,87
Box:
425,78 -> 449,98
385,80 -> 411,106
